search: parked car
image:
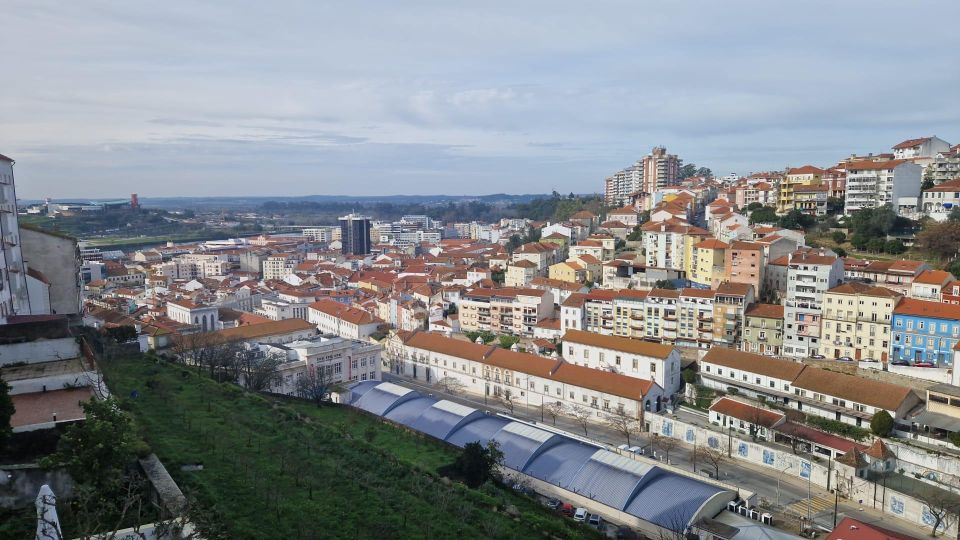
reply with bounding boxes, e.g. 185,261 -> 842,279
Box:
862,358 -> 878,363
891,360 -> 910,366
810,354 -> 826,359
543,498 -> 562,511
617,444 -> 630,451
559,503 -> 575,517
915,362 -> 936,368
628,445 -> 644,455
588,514 -> 604,530
573,507 -> 588,522
838,356 -> 854,362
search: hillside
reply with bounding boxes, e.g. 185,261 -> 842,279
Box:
98,356 -> 600,539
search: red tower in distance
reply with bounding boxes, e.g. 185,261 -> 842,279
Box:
131,193 -> 140,209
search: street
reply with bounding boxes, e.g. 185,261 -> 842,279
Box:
383,373 -> 931,539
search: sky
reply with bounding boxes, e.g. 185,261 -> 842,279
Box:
3,1 -> 959,199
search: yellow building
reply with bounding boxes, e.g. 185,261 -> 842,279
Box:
821,282 -> 902,361
570,254 -> 602,283
505,260 -> 538,287
777,165 -> 825,214
548,261 -> 587,284
691,238 -> 728,287
682,230 -> 713,280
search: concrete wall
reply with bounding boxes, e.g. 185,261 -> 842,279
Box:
0,337 -> 80,366
646,413 -> 958,537
0,464 -> 74,508
20,226 -> 81,315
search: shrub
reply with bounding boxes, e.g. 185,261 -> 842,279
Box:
870,411 -> 894,437
831,231 -> 847,244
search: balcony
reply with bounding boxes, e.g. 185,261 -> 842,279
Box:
664,313 -> 677,321
697,314 -> 713,322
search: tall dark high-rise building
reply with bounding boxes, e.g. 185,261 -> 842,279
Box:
339,213 -> 372,255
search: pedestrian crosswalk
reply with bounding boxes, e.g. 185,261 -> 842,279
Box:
785,496 -> 833,517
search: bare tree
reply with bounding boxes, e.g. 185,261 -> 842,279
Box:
295,365 -> 340,406
499,389 -> 516,415
436,376 -> 465,395
914,486 -> 960,538
171,332 -> 243,382
652,433 -> 680,463
569,404 -> 592,436
605,408 -> 641,446
693,442 -> 729,479
237,349 -> 284,392
545,401 -> 566,426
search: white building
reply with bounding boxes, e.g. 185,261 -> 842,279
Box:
263,253 -> 304,281
308,299 -> 381,340
166,299 -> 221,332
844,159 -> 922,214
561,329 -> 682,398
892,136 -> 951,160
782,249 -> 843,358
921,178 -> 960,221
0,154 -> 32,321
388,330 -> 663,419
458,287 -> 555,337
256,335 -> 381,394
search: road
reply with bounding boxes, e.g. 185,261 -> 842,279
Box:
383,373 -> 931,539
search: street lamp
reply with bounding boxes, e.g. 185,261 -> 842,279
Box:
776,463 -> 793,508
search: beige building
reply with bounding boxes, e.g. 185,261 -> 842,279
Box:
777,165 -> 824,214
458,287 -> 554,337
505,260 -> 538,287
821,283 -> 901,361
741,303 -> 784,355
548,261 -> 587,284
690,238 -> 728,287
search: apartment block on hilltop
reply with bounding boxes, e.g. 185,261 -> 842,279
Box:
892,136 -> 951,160
921,178 -> 960,221
844,160 -> 922,214
783,248 -> 844,358
308,299 -> 381,340
777,166 -> 824,214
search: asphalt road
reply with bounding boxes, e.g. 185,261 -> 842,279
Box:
383,373 -> 931,539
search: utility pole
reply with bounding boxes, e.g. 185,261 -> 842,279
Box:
833,471 -> 840,529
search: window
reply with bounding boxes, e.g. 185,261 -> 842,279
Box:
650,362 -> 657,373
615,355 -> 621,366
583,349 -> 589,359
632,358 -> 638,369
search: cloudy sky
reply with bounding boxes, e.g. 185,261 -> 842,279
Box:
3,1 -> 958,199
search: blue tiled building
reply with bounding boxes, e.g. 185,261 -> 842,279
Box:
890,298 -> 960,367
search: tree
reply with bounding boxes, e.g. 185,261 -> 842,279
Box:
749,206 -> 778,225
831,231 -> 847,244
834,247 -> 847,258
949,208 -> 960,223
626,225 -> 642,242
44,398 -> 138,491
746,202 -> 763,211
499,389 -> 516,415
652,433 -> 680,463
850,234 -> 869,250
104,325 -> 137,344
545,401 -> 565,426
569,404 -> 592,436
827,197 -> 845,215
870,410 -> 895,437
922,177 -> 936,191
295,365 -> 339,407
916,221 -> 960,261
696,167 -> 713,178
654,279 -> 677,290
452,441 -> 503,488
914,486 -> 960,538
498,335 -> 520,350
693,443 -> 729,479
0,377 -> 13,452
867,238 -> 886,253
605,409 -> 641,446
436,376 -> 465,395
237,349 -> 284,392
885,239 -> 906,255
779,209 -> 815,230
678,164 -> 698,180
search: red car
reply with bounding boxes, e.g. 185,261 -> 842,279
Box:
559,503 -> 575,517
915,362 -> 936,368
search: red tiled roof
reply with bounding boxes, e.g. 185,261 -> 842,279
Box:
892,136 -> 932,150
786,165 -> 825,175
845,159 -> 910,171
894,297 -> 960,320
709,397 -> 785,428
10,388 -> 94,428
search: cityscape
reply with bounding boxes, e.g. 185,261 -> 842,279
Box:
3,3 -> 960,540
